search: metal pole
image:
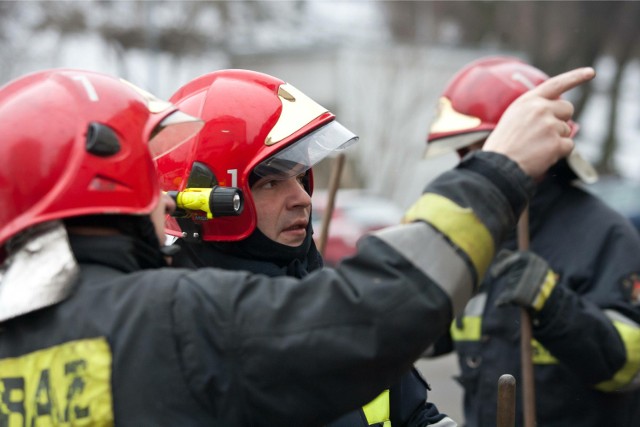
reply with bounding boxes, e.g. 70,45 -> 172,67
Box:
497,374 -> 516,427
517,207 -> 536,427
317,153 -> 346,256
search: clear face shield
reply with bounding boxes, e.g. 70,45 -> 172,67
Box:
148,110 -> 204,159
119,78 -> 204,159
253,120 -> 358,180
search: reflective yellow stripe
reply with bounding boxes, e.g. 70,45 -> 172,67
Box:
362,389 -> 391,426
531,339 -> 558,364
451,316 -> 482,341
0,337 -> 114,426
596,319 -> 640,392
451,318 -> 559,365
403,193 -> 494,283
532,271 -> 557,311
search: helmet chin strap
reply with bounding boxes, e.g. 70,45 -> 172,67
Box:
566,149 -> 599,184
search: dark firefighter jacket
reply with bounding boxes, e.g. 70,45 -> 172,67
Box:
173,228 -> 451,426
0,152 -> 532,426
433,170 -> 640,427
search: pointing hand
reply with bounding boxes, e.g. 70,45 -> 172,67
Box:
483,67 -> 595,179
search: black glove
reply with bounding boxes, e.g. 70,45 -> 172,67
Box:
490,250 -> 557,311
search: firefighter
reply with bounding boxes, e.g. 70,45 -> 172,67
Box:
0,66 -> 592,426
424,56 -> 640,426
157,69 -> 454,426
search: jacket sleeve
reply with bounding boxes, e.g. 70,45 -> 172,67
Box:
389,369 -> 458,427
172,151 -> 534,426
533,218 -> 640,392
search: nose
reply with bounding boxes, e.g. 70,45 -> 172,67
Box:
286,178 -> 311,209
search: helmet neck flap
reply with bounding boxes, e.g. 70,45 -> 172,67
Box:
0,69 -> 203,320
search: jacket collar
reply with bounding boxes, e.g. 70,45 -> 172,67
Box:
69,234 -> 166,273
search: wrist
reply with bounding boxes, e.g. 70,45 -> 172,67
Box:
531,270 -> 558,311
459,151 -> 535,218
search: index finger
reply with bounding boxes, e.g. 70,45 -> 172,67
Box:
530,67 -> 596,100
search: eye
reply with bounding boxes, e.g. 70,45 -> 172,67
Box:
296,173 -> 306,185
260,180 -> 277,189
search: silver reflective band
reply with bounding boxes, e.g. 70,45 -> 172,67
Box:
253,120 -> 358,178
372,222 -> 474,317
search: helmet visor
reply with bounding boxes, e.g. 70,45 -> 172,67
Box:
149,110 -> 204,159
425,131 -> 491,158
253,120 -> 358,179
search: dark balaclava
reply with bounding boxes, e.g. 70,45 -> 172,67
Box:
65,214 -> 167,270
172,170 -> 323,278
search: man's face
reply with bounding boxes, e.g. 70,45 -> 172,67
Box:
251,171 -> 311,247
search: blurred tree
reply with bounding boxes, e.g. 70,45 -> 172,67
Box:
594,2 -> 640,174
3,0 -> 639,185
0,0 -> 315,99
0,1 -> 35,83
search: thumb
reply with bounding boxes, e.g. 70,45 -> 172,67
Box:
489,250 -> 522,278
495,290 -> 514,308
494,248 -> 515,264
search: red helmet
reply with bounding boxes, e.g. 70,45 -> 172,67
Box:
156,69 -> 358,242
426,56 -> 596,183
0,69 -> 203,246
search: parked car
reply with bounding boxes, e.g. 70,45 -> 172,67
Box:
311,189 -> 404,266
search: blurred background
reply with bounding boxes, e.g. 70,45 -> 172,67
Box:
4,1 -> 640,422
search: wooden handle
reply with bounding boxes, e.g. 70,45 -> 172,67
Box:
517,207 -> 536,427
497,374 -> 516,427
317,153 -> 346,256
